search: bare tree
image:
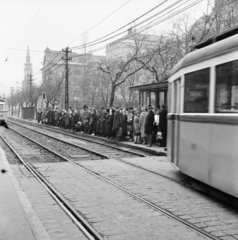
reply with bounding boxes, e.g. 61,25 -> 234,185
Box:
135,35 -> 176,82
83,64 -> 101,106
212,0 -> 238,35
41,68 -> 65,108
118,61 -> 147,107
98,36 -> 155,107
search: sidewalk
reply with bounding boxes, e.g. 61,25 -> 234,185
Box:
9,116 -> 167,156
0,145 -> 51,240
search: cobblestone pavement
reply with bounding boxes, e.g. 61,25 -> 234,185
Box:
11,165 -> 90,240
33,161 -> 210,240
78,158 -> 238,240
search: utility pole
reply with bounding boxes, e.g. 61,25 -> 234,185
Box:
62,47 -> 72,110
11,87 -> 14,116
83,44 -> 86,105
28,74 -> 33,104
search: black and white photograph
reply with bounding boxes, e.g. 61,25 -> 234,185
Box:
0,0 -> 238,239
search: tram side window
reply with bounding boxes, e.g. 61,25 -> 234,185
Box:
215,60 -> 238,113
184,68 -> 210,113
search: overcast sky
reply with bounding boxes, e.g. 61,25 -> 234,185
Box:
0,0 -> 211,97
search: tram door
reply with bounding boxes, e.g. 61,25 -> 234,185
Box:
171,78 -> 181,165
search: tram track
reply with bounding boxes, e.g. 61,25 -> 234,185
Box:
8,119 -> 238,209
9,119 -> 191,185
1,125 -> 222,240
0,134 -> 105,240
9,118 -> 238,208
9,118 -> 148,156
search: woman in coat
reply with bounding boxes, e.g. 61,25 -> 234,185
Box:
144,105 -> 154,147
133,111 -> 140,144
139,107 -> 148,144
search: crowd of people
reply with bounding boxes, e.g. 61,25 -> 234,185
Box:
36,104 -> 167,147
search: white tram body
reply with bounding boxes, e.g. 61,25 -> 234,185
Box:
167,28 -> 238,198
0,99 -> 8,124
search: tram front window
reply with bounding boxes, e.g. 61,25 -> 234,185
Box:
184,68 -> 210,113
215,60 -> 238,113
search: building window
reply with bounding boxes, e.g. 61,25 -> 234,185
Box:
184,68 -> 210,113
215,60 -> 238,113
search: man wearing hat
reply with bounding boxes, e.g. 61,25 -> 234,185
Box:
145,105 -> 154,147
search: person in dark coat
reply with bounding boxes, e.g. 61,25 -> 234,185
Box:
145,105 -> 154,147
89,109 -> 97,135
47,109 -> 51,125
72,109 -> 79,131
95,109 -> 101,136
106,108 -> 114,138
104,109 -> 109,137
122,109 -> 128,140
51,109 -> 55,126
64,110 -> 70,129
112,108 -> 118,138
36,109 -> 42,123
54,108 -> 59,127
159,104 -> 168,147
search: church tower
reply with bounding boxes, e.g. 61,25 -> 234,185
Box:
22,46 -> 33,90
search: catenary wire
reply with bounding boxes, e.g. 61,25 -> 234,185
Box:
70,0 -> 174,50
32,0 -> 198,77
31,0 -> 203,87
70,0 -> 168,49
70,0 -> 202,56
7,0 -> 46,60
71,0 -> 196,52
68,0 -> 133,46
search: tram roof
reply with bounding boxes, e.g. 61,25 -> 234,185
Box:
129,81 -> 168,92
170,27 -> 238,76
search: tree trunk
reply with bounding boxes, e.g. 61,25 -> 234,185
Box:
109,83 -> 116,107
91,95 -> 95,107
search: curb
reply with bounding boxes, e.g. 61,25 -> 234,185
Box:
0,147 -> 51,240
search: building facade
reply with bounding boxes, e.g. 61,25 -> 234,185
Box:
42,47 -> 104,108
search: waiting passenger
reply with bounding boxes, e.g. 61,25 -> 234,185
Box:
145,105 -> 154,147
139,107 -> 147,144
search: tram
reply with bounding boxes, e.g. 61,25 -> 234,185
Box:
167,27 -> 238,198
0,98 -> 8,125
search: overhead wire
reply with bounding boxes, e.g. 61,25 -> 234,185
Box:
7,0 -> 46,60
69,0 -> 197,53
33,0 -> 203,88
30,0 -> 192,79
71,0 -> 202,56
32,51 -> 62,76
70,0 -> 170,50
68,0 -> 133,46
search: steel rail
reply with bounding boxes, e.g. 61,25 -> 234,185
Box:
0,135 -> 105,240
8,120 -> 192,188
9,119 -> 147,157
2,129 -> 219,240
9,121 -> 191,187
70,162 -> 221,240
9,126 -> 108,159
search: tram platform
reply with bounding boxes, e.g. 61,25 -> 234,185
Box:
9,116 -> 167,156
0,146 -> 50,240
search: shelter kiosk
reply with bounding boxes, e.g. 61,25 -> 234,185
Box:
129,81 -> 168,109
